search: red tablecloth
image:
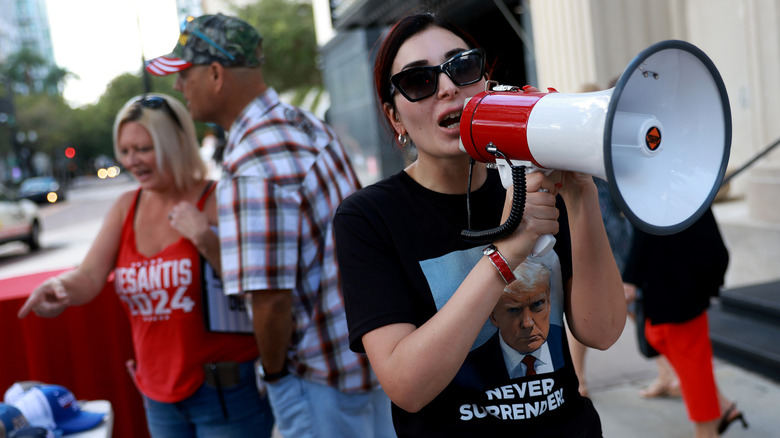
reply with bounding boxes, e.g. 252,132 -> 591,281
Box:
0,269 -> 149,438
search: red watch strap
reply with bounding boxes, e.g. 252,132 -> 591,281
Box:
485,245 -> 516,284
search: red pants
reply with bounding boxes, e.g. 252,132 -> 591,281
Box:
645,312 -> 720,422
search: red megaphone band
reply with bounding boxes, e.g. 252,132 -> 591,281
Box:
460,89 -> 547,167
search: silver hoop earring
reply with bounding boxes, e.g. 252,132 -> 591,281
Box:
398,133 -> 409,146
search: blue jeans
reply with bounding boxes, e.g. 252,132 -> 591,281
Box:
267,374 -> 396,438
143,360 -> 274,438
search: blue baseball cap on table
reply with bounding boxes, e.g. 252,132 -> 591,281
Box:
6,384 -> 104,435
0,403 -> 54,438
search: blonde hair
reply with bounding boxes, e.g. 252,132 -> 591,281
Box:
113,93 -> 207,191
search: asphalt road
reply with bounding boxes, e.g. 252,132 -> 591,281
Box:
0,174 -> 138,279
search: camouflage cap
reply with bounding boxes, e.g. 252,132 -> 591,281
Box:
146,13 -> 263,76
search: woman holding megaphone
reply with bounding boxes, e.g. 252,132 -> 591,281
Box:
334,12 -> 626,437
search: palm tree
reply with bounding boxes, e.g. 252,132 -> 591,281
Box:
2,48 -> 46,94
1,48 -> 73,96
43,65 -> 75,96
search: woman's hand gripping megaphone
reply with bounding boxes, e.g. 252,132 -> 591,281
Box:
498,160 -> 559,258
460,147 -> 561,258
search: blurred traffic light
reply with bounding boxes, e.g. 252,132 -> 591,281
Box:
65,146 -> 75,158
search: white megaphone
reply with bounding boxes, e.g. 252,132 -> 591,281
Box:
459,40 -> 731,256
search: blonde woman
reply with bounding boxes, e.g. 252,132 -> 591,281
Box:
19,94 -> 274,437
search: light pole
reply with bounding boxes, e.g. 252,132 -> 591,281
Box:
0,79 -> 30,183
14,129 -> 34,180
135,0 -> 152,94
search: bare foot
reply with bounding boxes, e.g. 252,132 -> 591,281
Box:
639,379 -> 680,398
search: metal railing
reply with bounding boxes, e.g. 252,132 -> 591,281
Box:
722,137 -> 780,186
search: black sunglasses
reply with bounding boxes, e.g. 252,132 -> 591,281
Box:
136,96 -> 183,130
390,48 -> 486,102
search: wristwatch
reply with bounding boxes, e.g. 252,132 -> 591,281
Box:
257,363 -> 290,382
484,244 -> 516,284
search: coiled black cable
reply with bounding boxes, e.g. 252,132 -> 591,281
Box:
461,149 -> 527,244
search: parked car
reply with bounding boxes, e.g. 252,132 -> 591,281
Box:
0,183 -> 41,251
18,176 -> 67,204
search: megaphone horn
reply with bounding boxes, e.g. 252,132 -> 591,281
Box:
460,39 -> 731,252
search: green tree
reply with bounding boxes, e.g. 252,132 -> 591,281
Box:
43,66 -> 75,96
62,70 -> 209,174
236,0 -> 322,97
14,93 -> 74,154
2,48 -> 46,94
0,48 -> 74,97
3,1 -> 325,181
65,72 -> 153,172
0,48 -> 78,181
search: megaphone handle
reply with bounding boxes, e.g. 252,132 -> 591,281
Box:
531,219 -> 556,257
525,167 -> 556,257
533,235 -> 556,257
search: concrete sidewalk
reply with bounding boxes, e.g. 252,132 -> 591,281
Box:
584,316 -> 775,437
584,197 -> 779,437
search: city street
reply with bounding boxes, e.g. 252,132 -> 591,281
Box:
0,174 -> 137,280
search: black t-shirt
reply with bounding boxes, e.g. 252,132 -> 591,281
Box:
334,170 -> 601,437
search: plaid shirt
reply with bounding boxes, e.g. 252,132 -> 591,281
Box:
217,88 -> 374,392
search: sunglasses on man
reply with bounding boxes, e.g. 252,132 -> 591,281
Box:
390,48 -> 486,102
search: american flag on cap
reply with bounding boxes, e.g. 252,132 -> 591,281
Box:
145,56 -> 193,76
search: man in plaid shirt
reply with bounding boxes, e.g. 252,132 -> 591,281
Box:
147,13 -> 394,438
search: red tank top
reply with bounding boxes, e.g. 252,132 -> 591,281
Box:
114,183 -> 258,403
